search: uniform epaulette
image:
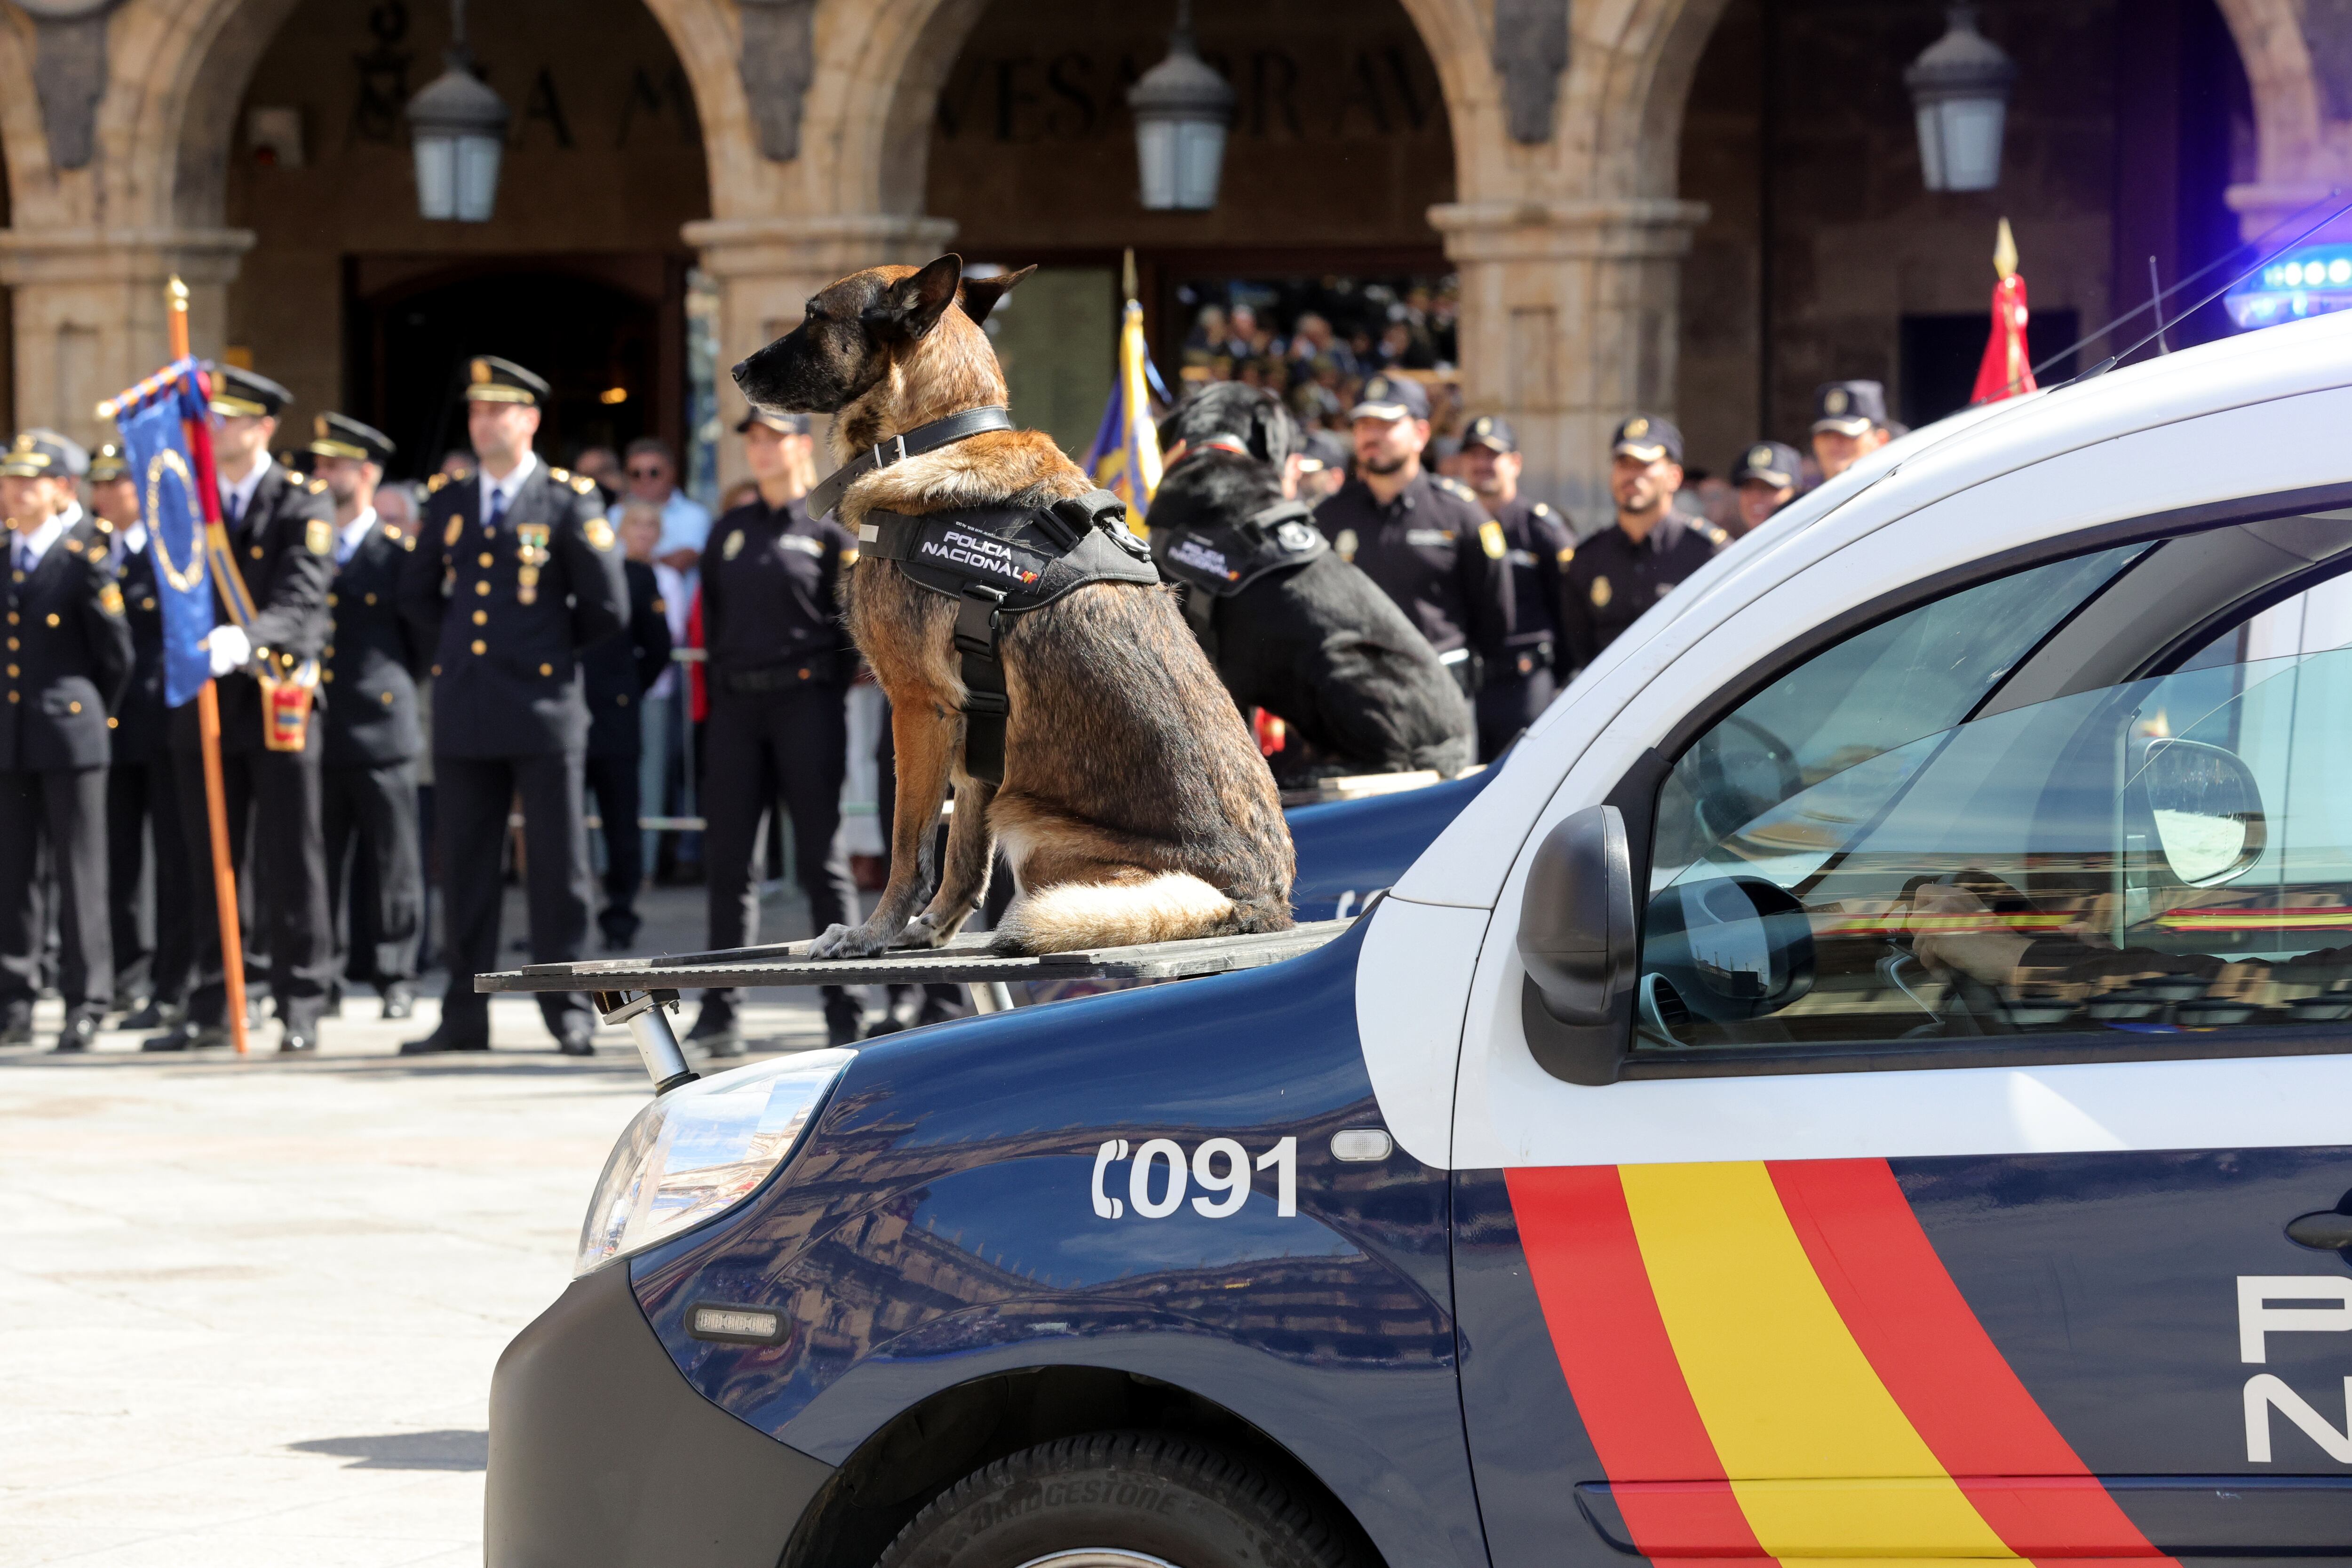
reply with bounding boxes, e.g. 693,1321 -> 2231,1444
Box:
1433,475 -> 1480,503
426,472 -> 451,493
1696,519 -> 1730,548
93,517 -> 114,534
549,467 -> 570,482
571,475 -> 597,494
1531,502 -> 1553,518
307,476 -> 329,494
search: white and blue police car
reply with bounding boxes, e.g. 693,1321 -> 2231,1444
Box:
490,308 -> 2352,1567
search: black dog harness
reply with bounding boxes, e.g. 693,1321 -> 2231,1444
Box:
858,488 -> 1158,786
806,405 -> 1017,520
1153,498 -> 1328,599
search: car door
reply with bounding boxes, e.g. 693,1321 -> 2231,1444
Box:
1449,505 -> 2352,1565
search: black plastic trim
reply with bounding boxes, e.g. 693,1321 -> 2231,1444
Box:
1621,1023 -> 2352,1079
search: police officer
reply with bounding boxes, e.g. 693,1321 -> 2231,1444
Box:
1811,380 -> 1892,482
311,414 -> 427,1021
1312,374 -> 1511,705
1729,440 -> 1803,538
688,409 -> 863,1053
1457,414 -> 1573,759
1560,415 -> 1726,676
0,430 -> 131,1050
88,445 -> 192,1031
396,357 -> 628,1056
145,368 -> 337,1055
580,496 -> 670,952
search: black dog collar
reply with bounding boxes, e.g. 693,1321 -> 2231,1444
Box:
806,405 -> 1015,519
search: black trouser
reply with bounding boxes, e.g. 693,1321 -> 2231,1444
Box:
435,750 -> 591,1042
323,760 -> 422,989
1475,659 -> 1560,762
0,766 -> 111,1013
700,684 -> 855,1023
584,748 -> 643,943
174,732 -> 333,1029
107,757 -> 192,1008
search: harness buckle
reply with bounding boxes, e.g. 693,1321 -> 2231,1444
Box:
961,687 -> 1009,718
953,584 -> 1006,659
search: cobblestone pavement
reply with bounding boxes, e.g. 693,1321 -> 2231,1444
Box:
0,884 -> 839,1566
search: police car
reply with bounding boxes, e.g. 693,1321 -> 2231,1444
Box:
490,309 -> 2352,1566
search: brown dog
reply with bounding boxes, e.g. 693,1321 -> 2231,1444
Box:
731,255 -> 1294,956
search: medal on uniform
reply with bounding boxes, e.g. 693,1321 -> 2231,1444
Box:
516,523 -> 549,605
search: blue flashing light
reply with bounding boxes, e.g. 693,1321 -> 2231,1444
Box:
2225,243 -> 2352,330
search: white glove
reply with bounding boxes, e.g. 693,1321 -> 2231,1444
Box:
206,624 -> 251,677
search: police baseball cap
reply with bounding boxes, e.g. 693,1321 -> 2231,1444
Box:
735,409 -> 811,435
463,355 -> 550,406
86,442 -> 128,483
1611,414 -> 1683,465
1350,374 -> 1430,422
1462,414 -> 1518,454
208,365 -> 293,419
0,429 -> 87,479
309,412 -> 395,466
1811,380 -> 1888,436
1731,439 -> 1802,489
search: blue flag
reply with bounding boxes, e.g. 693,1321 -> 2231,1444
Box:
116,376 -> 215,708
1082,297 -> 1170,531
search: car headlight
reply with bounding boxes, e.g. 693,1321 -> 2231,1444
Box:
575,1048 -> 854,1277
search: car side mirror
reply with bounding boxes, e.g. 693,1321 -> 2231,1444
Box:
2140,737 -> 2266,886
1517,804 -> 1637,1085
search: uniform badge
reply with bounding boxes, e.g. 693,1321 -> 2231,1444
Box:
1750,444 -> 1776,469
584,517 -> 615,552
722,529 -> 745,561
1825,387 -> 1849,415
444,516 -> 463,547
1274,520 -> 1317,553
1557,546 -> 1575,566
1590,574 -> 1613,609
98,582 -> 124,617
1479,520 -> 1506,560
1625,416 -> 1649,438
306,518 -> 332,555
1334,528 -> 1358,563
470,358 -> 492,384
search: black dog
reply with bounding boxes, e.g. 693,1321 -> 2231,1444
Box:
1150,384 -> 1473,785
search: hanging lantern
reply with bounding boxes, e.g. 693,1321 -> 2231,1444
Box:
1905,6 -> 2017,193
407,0 -> 509,222
1127,0 -> 1235,212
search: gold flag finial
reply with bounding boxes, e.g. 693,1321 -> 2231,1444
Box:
168,274 -> 189,310
1993,217 -> 2018,282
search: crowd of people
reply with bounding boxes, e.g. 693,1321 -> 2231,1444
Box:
0,320 -> 1906,1059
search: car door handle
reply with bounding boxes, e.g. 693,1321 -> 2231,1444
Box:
2285,1211 -> 2352,1250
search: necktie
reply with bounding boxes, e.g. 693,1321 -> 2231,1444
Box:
488,486 -> 509,530
224,489 -> 243,529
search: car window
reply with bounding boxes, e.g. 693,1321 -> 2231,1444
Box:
1651,546 -> 2144,884
1639,539 -> 2352,1055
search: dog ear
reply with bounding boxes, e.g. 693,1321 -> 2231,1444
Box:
960,265 -> 1036,327
874,255 -> 964,341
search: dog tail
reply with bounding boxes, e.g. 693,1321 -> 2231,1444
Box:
992,871 -> 1279,955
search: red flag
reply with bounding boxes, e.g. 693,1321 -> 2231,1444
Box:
1971,218 -> 2035,405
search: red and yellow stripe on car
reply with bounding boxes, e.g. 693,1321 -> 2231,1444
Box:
1506,1159 -> 2176,1562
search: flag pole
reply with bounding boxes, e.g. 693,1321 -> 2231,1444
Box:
167,277 -> 249,1056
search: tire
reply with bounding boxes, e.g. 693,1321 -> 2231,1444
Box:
874,1431 -> 1367,1568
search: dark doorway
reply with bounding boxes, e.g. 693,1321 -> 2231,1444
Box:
1897,309 -> 2080,431
346,255 -> 687,481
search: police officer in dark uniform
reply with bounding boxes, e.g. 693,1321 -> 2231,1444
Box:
1312,374 -> 1511,707
1810,379 -> 1892,483
580,505 -> 670,951
1559,415 -> 1727,677
1729,439 -> 1803,538
311,413 -> 427,1021
145,368 -> 338,1055
0,430 -> 131,1050
688,409 -> 863,1054
89,444 -> 193,1031
1458,414 -> 1574,758
396,357 -> 628,1056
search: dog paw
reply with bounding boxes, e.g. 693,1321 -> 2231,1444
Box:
810,922 -> 895,960
897,911 -> 963,949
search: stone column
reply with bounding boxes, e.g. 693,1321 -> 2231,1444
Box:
0,227 -> 254,452
683,213 -> 958,492
1430,199 -> 1709,531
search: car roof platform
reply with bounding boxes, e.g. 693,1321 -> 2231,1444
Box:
477,920 -> 1356,1095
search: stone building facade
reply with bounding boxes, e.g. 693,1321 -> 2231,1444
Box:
0,0 -> 2344,518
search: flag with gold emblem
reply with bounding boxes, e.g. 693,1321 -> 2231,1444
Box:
105,359 -> 235,707
1082,256 -> 1168,531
